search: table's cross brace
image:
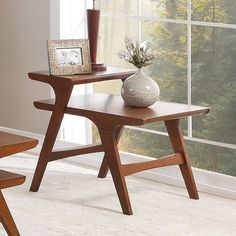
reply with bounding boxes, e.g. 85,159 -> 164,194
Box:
121,153 -> 184,176
48,143 -> 104,162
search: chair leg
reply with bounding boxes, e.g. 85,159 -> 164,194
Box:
98,126 -> 124,178
0,191 -> 20,236
165,119 -> 199,199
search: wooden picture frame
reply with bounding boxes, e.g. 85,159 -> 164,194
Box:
47,39 -> 91,75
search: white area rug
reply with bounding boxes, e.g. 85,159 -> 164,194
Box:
0,154 -> 235,236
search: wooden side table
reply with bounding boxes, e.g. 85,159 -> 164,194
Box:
0,131 -> 38,235
32,93 -> 209,215
28,67 -> 136,192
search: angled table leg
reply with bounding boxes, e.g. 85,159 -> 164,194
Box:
0,191 -> 20,236
165,119 -> 199,199
98,125 -> 124,178
30,85 -> 73,192
98,127 -> 132,215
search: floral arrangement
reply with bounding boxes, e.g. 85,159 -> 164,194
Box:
118,37 -> 156,69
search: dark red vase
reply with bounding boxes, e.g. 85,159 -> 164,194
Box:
87,9 -> 106,71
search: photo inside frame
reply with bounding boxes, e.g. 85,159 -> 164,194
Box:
56,47 -> 83,66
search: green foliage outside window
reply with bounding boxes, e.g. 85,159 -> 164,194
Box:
95,0 -> 236,176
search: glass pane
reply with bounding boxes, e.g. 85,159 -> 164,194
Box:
92,123 -> 100,144
93,80 -> 122,95
120,129 -> 173,157
186,141 -> 236,177
96,0 -> 138,16
192,0 -> 236,24
95,16 -> 138,94
141,0 -> 187,19
141,20 -> 188,132
92,126 -> 172,158
141,118 -> 188,135
97,16 -> 138,68
142,21 -> 188,103
192,26 -> 236,144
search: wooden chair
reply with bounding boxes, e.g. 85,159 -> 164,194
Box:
0,131 -> 38,236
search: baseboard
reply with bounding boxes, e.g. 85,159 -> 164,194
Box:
1,126 -> 235,200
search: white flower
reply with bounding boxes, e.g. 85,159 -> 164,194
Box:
117,37 -> 157,69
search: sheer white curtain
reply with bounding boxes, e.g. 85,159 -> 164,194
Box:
59,0 -> 93,144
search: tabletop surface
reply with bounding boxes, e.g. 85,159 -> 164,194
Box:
0,131 -> 38,158
29,67 -> 136,85
36,93 -> 210,126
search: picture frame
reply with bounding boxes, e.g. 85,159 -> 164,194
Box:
47,39 -> 92,75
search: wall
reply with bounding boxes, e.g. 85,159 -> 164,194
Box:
0,0 -> 59,134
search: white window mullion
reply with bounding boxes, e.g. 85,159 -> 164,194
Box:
187,0 -> 192,137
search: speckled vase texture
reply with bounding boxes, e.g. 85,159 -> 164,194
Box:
121,69 -> 160,107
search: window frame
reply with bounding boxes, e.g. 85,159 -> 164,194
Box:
98,0 -> 236,151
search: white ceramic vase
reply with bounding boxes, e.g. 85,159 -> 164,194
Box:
121,69 -> 160,107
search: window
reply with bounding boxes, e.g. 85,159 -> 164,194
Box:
60,0 -> 93,145
94,0 -> 236,176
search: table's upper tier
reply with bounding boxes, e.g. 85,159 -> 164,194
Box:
34,94 -> 210,126
28,67 -> 136,86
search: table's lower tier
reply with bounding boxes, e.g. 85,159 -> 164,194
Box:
30,93 -> 208,214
